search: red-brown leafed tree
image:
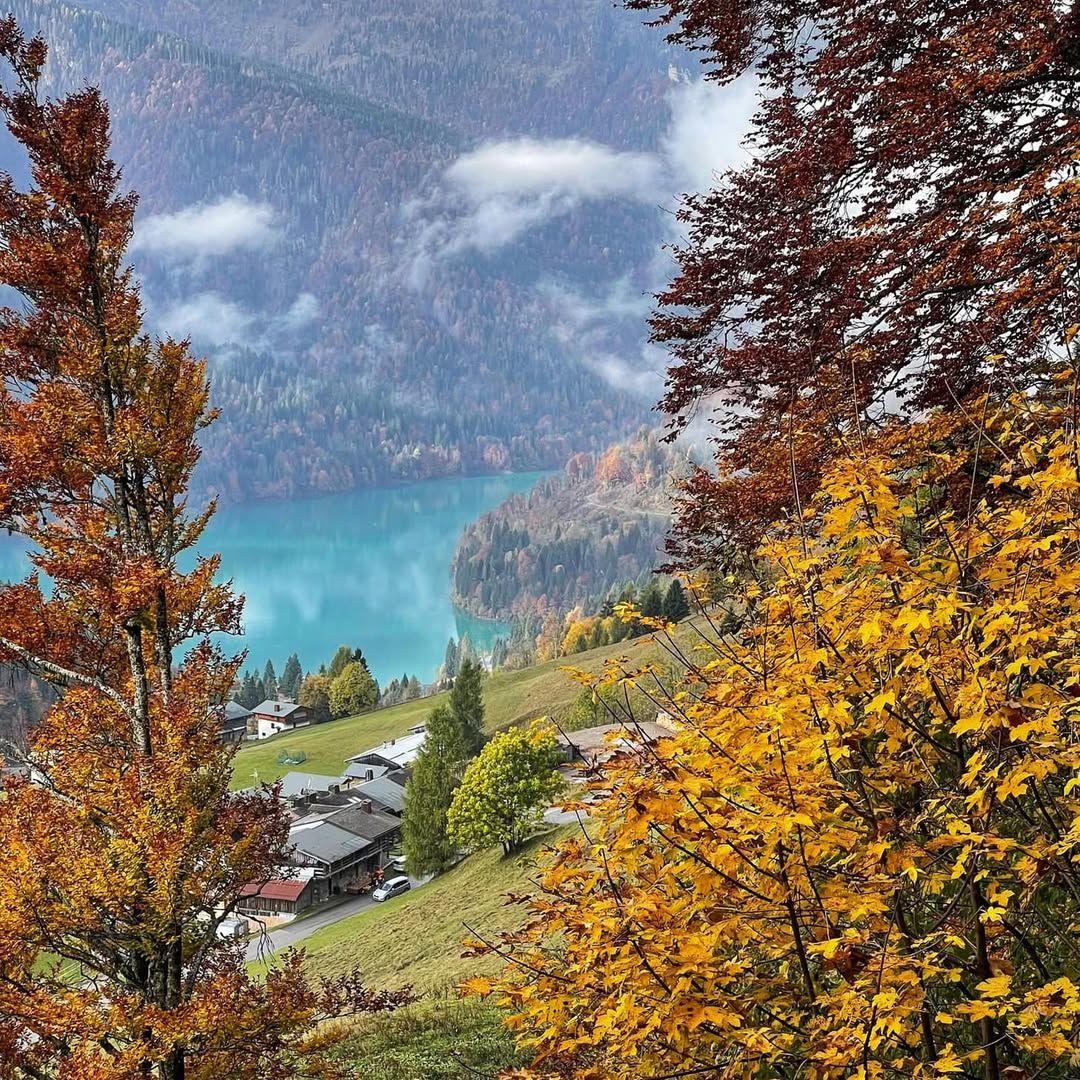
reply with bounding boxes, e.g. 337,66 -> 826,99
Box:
627,0 -> 1080,555
0,22 -> 408,1080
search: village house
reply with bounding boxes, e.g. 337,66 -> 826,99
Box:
344,723 -> 427,770
340,770 -> 407,815
286,799 -> 402,898
555,721 -> 670,772
218,700 -> 252,744
249,697 -> 314,740
236,868 -> 319,918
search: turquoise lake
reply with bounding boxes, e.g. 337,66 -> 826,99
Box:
0,473 -> 545,687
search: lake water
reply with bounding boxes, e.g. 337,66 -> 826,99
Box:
0,473 -> 545,687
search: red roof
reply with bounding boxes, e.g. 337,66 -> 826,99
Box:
239,879 -> 309,903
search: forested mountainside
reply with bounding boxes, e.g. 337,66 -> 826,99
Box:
451,431 -> 685,620
4,0 -> 679,502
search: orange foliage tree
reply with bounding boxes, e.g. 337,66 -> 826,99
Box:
622,0 -> 1080,553
471,381 -> 1080,1079
0,22 -> 408,1079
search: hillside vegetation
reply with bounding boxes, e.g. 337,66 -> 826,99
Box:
451,430 -> 686,620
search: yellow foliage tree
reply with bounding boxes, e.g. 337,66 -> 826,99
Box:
469,386 -> 1080,1079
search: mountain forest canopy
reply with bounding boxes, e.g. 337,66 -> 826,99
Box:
0,0 -> 683,504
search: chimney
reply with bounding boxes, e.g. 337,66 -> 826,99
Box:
362,799 -> 373,813
365,769 -> 374,781
330,784 -> 340,795
274,703 -> 280,713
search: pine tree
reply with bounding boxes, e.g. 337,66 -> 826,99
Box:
458,632 -> 475,666
238,671 -> 260,709
261,659 -> 278,698
403,705 -> 466,876
443,637 -> 459,680
280,653 -> 302,699
407,675 -> 423,699
662,579 -> 691,623
640,579 -> 665,620
450,657 -> 486,758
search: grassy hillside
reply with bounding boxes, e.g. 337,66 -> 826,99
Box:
327,999 -> 526,1079
230,622 -> 698,790
253,825 -> 574,993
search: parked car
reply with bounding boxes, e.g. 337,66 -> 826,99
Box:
372,875 -> 410,902
216,916 -> 250,940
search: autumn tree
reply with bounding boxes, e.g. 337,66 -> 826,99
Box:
624,0 -> 1080,552
471,383 -> 1080,1078
297,672 -> 332,724
329,660 -> 379,718
448,724 -> 562,857
0,23 -> 407,1079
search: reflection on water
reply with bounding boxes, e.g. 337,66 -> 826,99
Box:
0,473 -> 545,685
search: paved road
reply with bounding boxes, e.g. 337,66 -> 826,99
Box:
245,894 -> 372,962
244,876 -> 430,963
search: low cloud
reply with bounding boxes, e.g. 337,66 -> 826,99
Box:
407,78 -> 755,275
134,194 -> 279,261
156,289 -> 319,355
405,139 -> 664,276
159,292 -> 255,348
445,138 -> 663,203
587,348 -> 666,398
663,75 -> 757,195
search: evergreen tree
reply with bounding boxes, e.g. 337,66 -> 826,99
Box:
261,659 -> 278,698
662,579 -> 692,623
640,579 -> 665,620
449,657 -> 486,758
402,705 -> 466,876
237,671 -> 261,709
328,645 -> 353,679
407,675 -> 423,699
588,620 -> 608,651
443,637 -> 459,680
458,633 -> 475,667
280,653 -> 303,699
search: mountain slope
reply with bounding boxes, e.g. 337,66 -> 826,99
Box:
4,0 -> 679,501
451,430 -> 684,620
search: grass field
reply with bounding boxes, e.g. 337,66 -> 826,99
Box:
230,622 -> 698,790
328,998 -> 526,1079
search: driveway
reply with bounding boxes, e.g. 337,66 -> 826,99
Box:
244,874 -> 431,963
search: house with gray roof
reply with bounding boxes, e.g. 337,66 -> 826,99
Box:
275,771 -> 345,801
345,724 -> 427,770
345,774 -> 406,815
219,700 -> 252,744
251,697 -> 314,740
287,799 -> 402,896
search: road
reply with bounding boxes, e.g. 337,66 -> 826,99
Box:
245,893 -> 374,962
244,874 -> 431,963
